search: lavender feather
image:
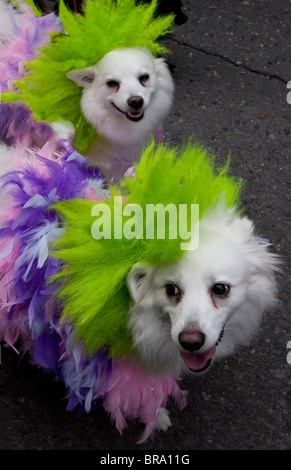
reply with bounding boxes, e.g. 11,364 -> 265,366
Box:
0,102 -> 52,146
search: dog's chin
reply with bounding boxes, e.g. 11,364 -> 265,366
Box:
180,345 -> 217,374
111,102 -> 144,122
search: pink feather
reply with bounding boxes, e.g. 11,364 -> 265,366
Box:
103,359 -> 187,443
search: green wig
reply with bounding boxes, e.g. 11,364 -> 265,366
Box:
51,142 -> 242,357
4,0 -> 175,153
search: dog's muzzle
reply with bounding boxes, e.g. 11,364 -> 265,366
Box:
179,326 -> 225,374
111,98 -> 145,122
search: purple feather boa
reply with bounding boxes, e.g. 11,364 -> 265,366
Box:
0,139 -> 108,411
0,139 -> 187,442
0,102 -> 52,147
0,6 -> 61,92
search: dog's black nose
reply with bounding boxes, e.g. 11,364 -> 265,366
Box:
179,331 -> 205,351
127,96 -> 144,110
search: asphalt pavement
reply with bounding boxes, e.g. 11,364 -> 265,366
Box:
0,0 -> 290,451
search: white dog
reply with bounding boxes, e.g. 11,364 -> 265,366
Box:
65,47 -> 174,179
127,206 -> 280,431
127,206 -> 280,402
0,0 -> 174,181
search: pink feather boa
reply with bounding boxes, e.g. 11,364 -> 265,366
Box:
104,359 -> 187,443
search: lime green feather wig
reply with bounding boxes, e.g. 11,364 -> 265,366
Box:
51,142 -> 242,357
3,0 -> 175,153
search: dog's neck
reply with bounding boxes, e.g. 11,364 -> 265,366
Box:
85,123 -> 164,182
85,137 -> 147,182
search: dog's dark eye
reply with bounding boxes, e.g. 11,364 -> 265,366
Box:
165,283 -> 181,298
211,283 -> 230,297
106,80 -> 119,88
139,74 -> 150,85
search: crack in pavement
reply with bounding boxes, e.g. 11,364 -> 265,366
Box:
169,38 -> 288,84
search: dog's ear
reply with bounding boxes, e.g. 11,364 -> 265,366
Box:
154,57 -> 175,97
127,263 -> 152,304
67,68 -> 96,88
154,57 -> 171,77
227,215 -> 282,276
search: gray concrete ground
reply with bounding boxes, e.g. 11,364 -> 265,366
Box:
0,0 -> 290,451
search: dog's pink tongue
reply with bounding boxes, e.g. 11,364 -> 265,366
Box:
180,345 -> 216,371
129,111 -> 141,117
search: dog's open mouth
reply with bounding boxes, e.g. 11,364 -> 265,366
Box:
180,345 -> 216,373
111,102 -> 144,122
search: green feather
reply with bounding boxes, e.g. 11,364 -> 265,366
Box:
50,141 -> 242,357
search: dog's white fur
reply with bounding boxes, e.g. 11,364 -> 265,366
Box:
127,206 -> 280,430
66,47 -> 174,179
